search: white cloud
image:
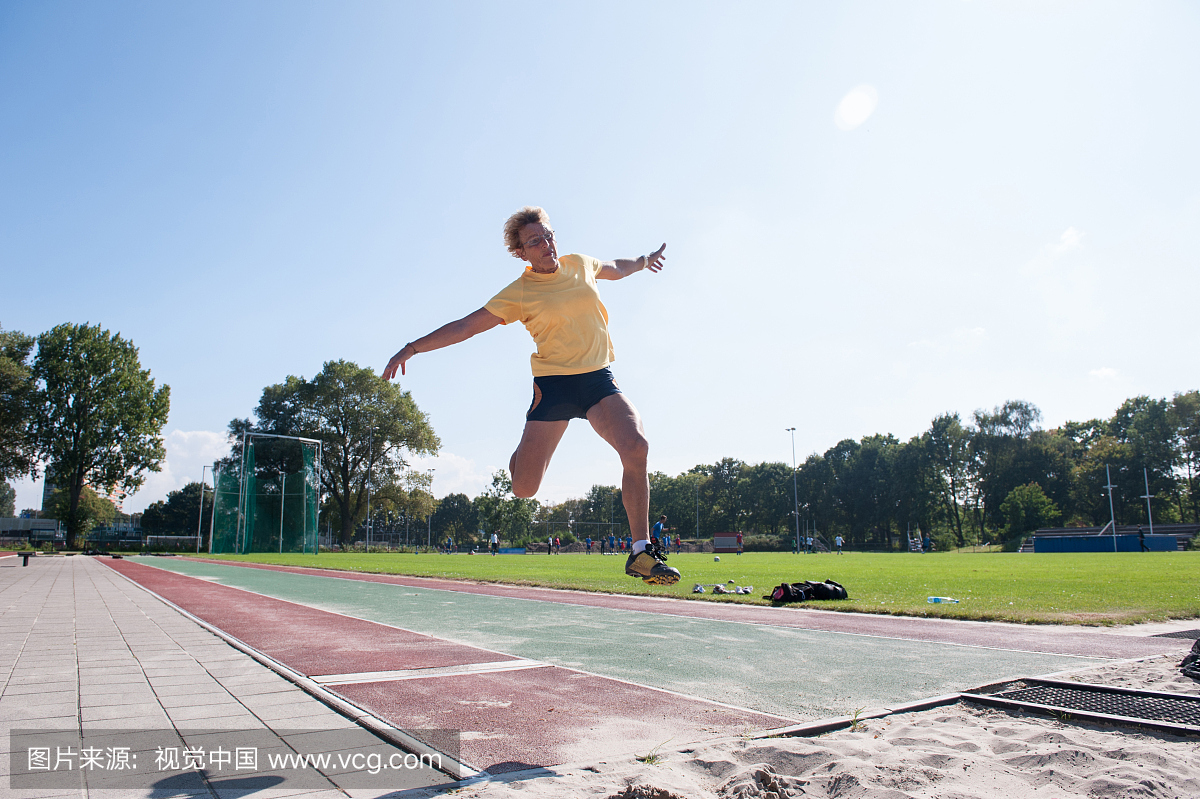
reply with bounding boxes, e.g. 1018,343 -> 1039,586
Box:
908,326 -> 988,355
1089,367 -> 1118,380
1056,227 -> 1084,252
834,85 -> 879,131
8,429 -> 231,515
411,451 -> 493,499
126,429 -> 230,513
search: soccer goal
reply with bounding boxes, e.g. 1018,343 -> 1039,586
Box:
209,433 -> 321,555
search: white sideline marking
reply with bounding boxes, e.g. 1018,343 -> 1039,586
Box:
312,658 -> 549,685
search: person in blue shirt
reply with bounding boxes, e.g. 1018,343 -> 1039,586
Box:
651,516 -> 668,551
585,536 -> 593,554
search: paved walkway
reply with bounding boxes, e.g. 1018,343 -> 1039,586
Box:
0,553 -> 456,798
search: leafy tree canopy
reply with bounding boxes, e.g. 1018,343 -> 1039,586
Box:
231,360 -> 438,544
141,482 -> 213,538
32,323 -> 169,548
0,325 -> 37,481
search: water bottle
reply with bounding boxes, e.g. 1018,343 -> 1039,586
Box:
927,596 -> 959,604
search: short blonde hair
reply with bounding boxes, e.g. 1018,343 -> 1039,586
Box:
503,206 -> 551,257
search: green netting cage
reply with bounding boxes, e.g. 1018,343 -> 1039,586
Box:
209,433 -> 320,554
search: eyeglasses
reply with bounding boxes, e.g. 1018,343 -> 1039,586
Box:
521,230 -> 555,250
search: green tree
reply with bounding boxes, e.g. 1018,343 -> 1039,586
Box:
649,470 -> 703,541
431,492 -> 479,546
474,471 -> 536,545
45,486 -> 118,538
140,482 -> 213,541
231,360 -> 439,544
1000,482 -> 1060,543
0,325 -> 37,481
1171,390 -> 1200,523
1,481 -> 16,517
32,324 -> 170,548
926,413 -> 973,546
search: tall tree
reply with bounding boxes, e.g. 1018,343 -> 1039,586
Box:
926,413 -> 972,546
431,493 -> 479,545
474,470 -> 536,544
45,486 -> 118,536
141,482 -> 213,540
32,324 -> 169,548
1171,391 -> 1200,523
232,360 -> 439,544
1,482 -> 16,517
0,325 -> 37,481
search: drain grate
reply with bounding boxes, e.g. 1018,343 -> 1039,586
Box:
994,683 -> 1200,727
1151,629 -> 1200,639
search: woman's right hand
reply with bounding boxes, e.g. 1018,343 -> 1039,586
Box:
382,343 -> 415,381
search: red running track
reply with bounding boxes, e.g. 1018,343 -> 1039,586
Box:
104,558 -> 793,774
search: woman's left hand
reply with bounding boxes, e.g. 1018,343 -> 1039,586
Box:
644,243 -> 667,273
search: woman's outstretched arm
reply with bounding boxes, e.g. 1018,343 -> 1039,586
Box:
382,307 -> 503,380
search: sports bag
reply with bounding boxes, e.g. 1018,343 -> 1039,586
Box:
765,583 -> 812,603
804,579 -> 848,600
764,580 -> 849,602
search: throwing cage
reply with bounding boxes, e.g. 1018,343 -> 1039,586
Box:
210,433 -> 321,554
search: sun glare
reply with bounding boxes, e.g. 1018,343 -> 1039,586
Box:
834,84 -> 879,131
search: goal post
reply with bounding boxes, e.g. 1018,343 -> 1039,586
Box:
210,433 -> 321,555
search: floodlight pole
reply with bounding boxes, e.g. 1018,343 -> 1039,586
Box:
366,431 -> 373,549
208,463 -> 219,554
426,468 -> 435,550
1104,464 -> 1118,552
238,432 -> 248,554
1140,467 -> 1155,535
787,428 -> 800,555
279,471 -> 286,554
196,465 -> 209,555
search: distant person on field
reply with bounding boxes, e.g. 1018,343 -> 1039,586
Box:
1139,526 -> 1149,552
675,534 -> 681,554
383,206 -> 679,586
586,536 -> 593,554
835,534 -> 844,554
736,531 -> 743,555
651,515 -> 668,551
554,536 -> 561,554
490,532 -> 499,556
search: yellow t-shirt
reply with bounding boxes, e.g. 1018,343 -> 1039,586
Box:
484,253 -> 615,377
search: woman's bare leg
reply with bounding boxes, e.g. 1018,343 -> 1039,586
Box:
586,393 -> 650,542
508,419 -> 569,498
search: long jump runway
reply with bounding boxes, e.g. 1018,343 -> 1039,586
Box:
103,557 -> 1189,775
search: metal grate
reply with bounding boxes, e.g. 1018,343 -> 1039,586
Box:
994,683 -> 1200,727
1151,629 -> 1200,639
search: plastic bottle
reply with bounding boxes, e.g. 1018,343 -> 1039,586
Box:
927,596 -> 959,604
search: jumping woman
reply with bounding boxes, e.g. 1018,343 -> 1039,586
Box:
383,206 -> 680,585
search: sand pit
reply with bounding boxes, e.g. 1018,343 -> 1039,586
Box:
453,654 -> 1200,799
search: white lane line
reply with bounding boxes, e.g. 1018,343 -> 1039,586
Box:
312,658 -> 550,685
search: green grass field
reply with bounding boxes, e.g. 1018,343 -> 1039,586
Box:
195,550 -> 1200,626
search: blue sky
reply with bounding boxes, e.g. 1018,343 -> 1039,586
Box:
3,1 -> 1198,514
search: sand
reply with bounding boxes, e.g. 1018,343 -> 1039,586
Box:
448,654 -> 1200,799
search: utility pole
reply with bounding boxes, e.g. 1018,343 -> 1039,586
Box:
1104,464 -> 1118,552
196,465 -> 209,555
787,428 -> 800,555
1140,467 -> 1155,535
426,468 -> 435,550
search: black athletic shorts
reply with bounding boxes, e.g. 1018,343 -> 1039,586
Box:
526,367 -> 622,422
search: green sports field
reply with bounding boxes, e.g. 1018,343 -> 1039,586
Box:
197,550 -> 1200,626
